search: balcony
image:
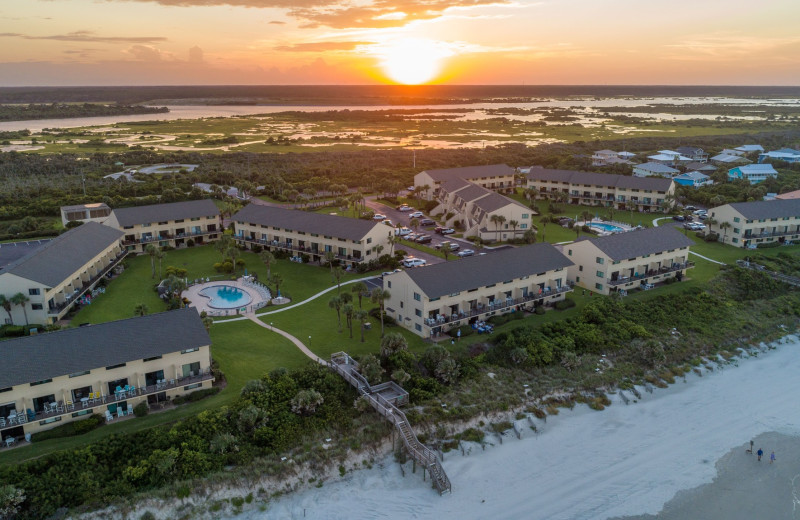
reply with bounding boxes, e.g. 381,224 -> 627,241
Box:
21,370 -> 214,423
48,251 -> 128,315
238,237 -> 364,262
607,262 -> 694,287
122,230 -> 216,246
743,228 -> 800,239
423,284 -> 573,327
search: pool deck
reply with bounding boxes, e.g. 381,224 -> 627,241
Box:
582,218 -> 633,236
184,279 -> 268,316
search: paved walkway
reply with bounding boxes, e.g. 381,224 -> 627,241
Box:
689,250 -> 726,265
652,217 -> 671,227
246,315 -> 327,365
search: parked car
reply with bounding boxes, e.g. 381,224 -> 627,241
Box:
685,205 -> 697,211
398,205 -> 414,212
440,228 -> 455,235
395,227 -> 412,236
381,268 -> 403,277
557,216 -> 574,225
457,249 -> 475,257
698,214 -> 708,220
415,235 -> 432,244
373,213 -> 387,220
406,186 -> 415,191
409,211 -> 424,218
434,226 -> 445,234
672,215 -> 685,222
693,209 -> 707,216
402,257 -> 427,268
437,241 -> 459,252
420,218 -> 436,226
383,219 -> 394,227
405,233 -> 419,241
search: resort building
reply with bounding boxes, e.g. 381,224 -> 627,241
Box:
104,199 -> 221,253
432,179 -> 532,241
758,148 -> 800,164
525,166 -> 676,212
728,164 -> 778,184
673,171 -> 712,188
707,199 -> 800,247
232,204 -> 391,267
0,222 -> 125,325
0,308 -> 213,443
414,164 -> 517,196
383,243 -> 573,338
59,203 -> 112,227
632,162 -> 679,178
563,226 -> 694,295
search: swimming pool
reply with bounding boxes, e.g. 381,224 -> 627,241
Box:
589,222 -> 625,233
199,285 -> 252,309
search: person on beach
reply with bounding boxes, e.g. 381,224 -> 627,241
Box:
757,448 -> 763,461
770,451 -> 776,464
748,440 -> 754,454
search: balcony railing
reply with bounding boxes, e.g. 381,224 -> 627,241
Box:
123,229 -> 216,246
18,370 -> 214,424
607,262 -> 694,287
237,236 -> 364,262
743,229 -> 800,239
48,251 -> 128,315
423,284 -> 573,327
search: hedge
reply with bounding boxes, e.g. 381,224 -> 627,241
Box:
554,298 -> 577,310
448,325 -> 474,338
31,414 -> 105,442
171,386 -> 220,405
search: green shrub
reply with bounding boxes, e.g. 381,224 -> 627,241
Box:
140,512 -> 156,520
756,241 -> 781,249
0,325 -> 25,338
31,414 -> 105,442
133,402 -> 149,418
554,298 -> 576,310
171,386 -> 220,405
458,427 -> 484,443
534,305 -> 546,315
448,325 -> 473,338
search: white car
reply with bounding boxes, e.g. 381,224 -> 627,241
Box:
395,227 -> 412,236
373,213 -> 386,220
398,206 -> 414,212
693,209 -> 707,216
383,219 -> 394,227
409,211 -> 424,218
402,258 -> 427,268
457,249 -> 475,257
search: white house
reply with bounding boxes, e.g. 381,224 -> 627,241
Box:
632,162 -> 679,177
758,148 -> 800,164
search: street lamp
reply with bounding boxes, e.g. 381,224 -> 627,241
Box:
270,322 -> 273,330
308,336 -> 311,347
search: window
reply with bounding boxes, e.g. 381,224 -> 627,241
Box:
520,224 -> 527,229
400,301 -> 404,308
181,348 -> 199,354
29,288 -> 40,296
579,265 -> 583,272
413,292 -> 421,301
596,257 -> 604,264
733,228 -> 740,234
367,238 -> 372,244
568,249 -> 572,256
595,283 -> 603,291
30,379 -> 53,387
576,276 -> 581,282
72,410 -> 92,418
182,362 -> 201,377
522,214 -> 529,219
69,370 -> 90,378
39,416 -> 62,426
106,363 -> 126,370
734,217 -> 740,223
415,323 -> 422,332
184,383 -> 202,391
143,355 -> 162,362
430,297 -> 440,302
415,309 -> 422,317
0,387 -> 11,393
596,270 -> 604,278
387,281 -> 392,288
32,303 -> 43,310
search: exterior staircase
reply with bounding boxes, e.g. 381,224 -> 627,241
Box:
330,352 -> 452,494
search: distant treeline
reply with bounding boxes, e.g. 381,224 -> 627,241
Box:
0,103 -> 168,122
2,85 -> 800,105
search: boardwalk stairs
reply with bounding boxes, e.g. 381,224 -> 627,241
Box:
736,259 -> 800,287
330,352 -> 452,495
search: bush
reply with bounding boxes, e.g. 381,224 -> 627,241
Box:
171,386 -> 220,405
186,238 -> 195,247
534,305 -> 546,315
756,241 -> 781,249
554,298 -> 576,310
0,325 -> 25,338
31,414 -> 105,442
133,402 -> 149,418
448,325 -> 474,338
368,307 -> 397,326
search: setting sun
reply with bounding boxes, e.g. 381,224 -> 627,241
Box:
376,38 -> 451,85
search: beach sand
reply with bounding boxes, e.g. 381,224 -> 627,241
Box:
226,336 -> 800,520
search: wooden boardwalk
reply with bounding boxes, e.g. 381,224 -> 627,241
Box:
736,259 -> 800,287
330,352 -> 452,495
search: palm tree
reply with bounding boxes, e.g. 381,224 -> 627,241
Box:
323,250 -> 337,281
388,233 -> 398,256
490,214 -> 501,241
351,281 -> 368,308
355,309 -> 369,342
202,316 -> 213,332
133,303 -> 149,317
442,243 -> 452,262
509,219 -> 519,239
719,221 -> 732,243
371,288 -> 391,337
343,303 -> 355,338
496,215 -> 507,241
0,295 -> 12,325
156,248 -> 166,280
215,233 -> 234,261
259,250 -> 276,280
226,245 -> 240,274
10,293 -> 29,325
145,244 -> 159,279
163,275 -> 187,306
538,216 -> 548,242
332,266 -> 345,294
329,295 -> 343,332
271,273 -> 284,297
410,218 -> 420,232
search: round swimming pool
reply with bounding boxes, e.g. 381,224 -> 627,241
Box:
589,222 -> 625,233
199,285 -> 252,309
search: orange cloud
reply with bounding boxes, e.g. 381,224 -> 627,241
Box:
274,41 -> 373,52
0,31 -> 167,44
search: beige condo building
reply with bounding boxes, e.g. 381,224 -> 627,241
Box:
383,243 -> 573,338
232,204 -> 391,268
0,222 -> 125,325
707,199 -> 800,248
525,166 -> 676,212
0,308 -> 213,443
414,164 -> 518,197
104,199 -> 221,253
563,226 -> 694,295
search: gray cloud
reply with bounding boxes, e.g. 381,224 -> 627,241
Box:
0,30 -> 166,43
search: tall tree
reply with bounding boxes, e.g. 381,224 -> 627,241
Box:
259,250 -> 276,280
332,266 -> 345,294
329,295 -> 343,332
145,243 -> 159,279
509,219 -> 519,239
323,250 -> 337,281
343,303 -> 355,338
351,281 -> 368,308
271,273 -> 284,297
370,288 -> 391,337
0,295 -> 12,325
719,221 -> 732,243
10,293 -> 29,326
355,309 -> 369,343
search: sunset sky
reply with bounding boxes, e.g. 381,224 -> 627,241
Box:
1,0 -> 798,86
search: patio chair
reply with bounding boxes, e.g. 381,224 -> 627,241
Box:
105,410 -> 114,422
17,414 -> 26,424
0,418 -> 4,428
66,400 -> 74,411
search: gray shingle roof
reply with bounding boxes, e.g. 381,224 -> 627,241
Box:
472,192 -> 530,213
453,184 -> 492,203
0,222 -> 123,287
404,243 -> 573,298
526,166 -> 673,192
111,199 -> 220,227
726,199 -> 800,220
439,179 -> 471,193
232,204 -> 383,241
423,164 -> 516,183
580,226 -> 693,262
0,308 -> 210,389
634,162 -> 680,174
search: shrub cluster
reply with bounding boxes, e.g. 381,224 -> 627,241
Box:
171,387 -> 220,405
31,414 -> 105,442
